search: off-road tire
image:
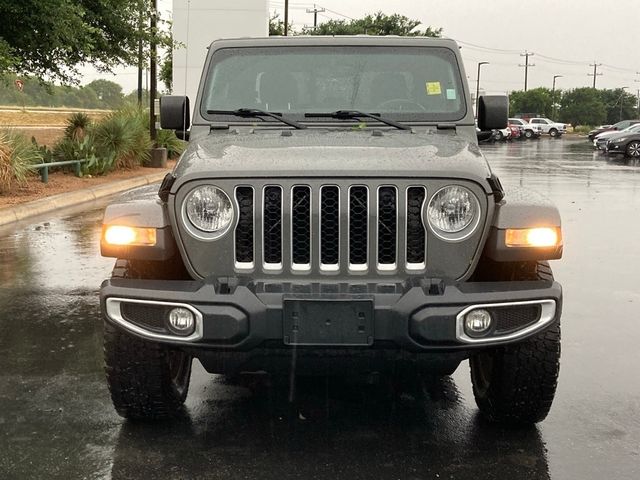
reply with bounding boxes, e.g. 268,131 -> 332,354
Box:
469,261 -> 560,425
104,259 -> 193,420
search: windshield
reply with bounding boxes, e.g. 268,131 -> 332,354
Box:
201,46 -> 467,123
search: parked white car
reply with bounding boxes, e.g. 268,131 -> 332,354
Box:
529,118 -> 566,137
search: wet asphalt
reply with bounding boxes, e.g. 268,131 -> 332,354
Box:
1,137 -> 639,479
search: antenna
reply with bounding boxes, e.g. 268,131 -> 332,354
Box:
182,0 -> 191,140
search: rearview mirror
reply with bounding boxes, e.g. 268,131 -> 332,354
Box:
160,96 -> 190,137
477,95 -> 508,131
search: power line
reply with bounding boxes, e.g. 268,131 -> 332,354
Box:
321,6 -> 355,20
457,40 -> 520,54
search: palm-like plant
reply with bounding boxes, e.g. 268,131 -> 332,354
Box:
0,130 -> 42,193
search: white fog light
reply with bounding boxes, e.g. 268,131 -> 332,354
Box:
168,307 -> 195,334
464,309 -> 492,336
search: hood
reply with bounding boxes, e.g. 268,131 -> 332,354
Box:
171,128 -> 493,192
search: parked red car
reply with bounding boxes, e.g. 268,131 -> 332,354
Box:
508,124 -> 522,140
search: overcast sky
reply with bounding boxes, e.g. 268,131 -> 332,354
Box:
82,0 -> 640,96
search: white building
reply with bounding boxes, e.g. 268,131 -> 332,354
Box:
172,0 -> 269,103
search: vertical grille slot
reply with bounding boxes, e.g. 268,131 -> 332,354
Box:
263,186 -> 283,266
320,186 -> 340,268
234,186 -> 254,266
406,186 -> 426,267
291,186 -> 311,268
377,186 -> 397,267
349,186 -> 368,268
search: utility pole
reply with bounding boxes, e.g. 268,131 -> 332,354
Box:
588,62 -> 603,89
149,0 -> 158,145
148,0 -> 165,167
137,0 -> 143,106
284,0 -> 289,36
519,51 -> 535,91
552,75 -> 562,119
306,4 -> 325,29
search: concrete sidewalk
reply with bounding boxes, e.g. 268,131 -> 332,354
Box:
0,171 -> 167,228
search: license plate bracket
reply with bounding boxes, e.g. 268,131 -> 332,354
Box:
283,298 -> 374,346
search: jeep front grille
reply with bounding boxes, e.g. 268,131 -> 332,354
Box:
234,183 -> 428,274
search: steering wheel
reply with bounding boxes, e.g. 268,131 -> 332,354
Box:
376,99 -> 427,112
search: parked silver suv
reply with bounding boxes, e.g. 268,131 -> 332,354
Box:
99,36 -> 564,425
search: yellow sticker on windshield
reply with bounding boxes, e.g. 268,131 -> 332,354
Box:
426,82 -> 442,95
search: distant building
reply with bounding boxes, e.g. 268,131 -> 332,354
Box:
172,0 -> 269,103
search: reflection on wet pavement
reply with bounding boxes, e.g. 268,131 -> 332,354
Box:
0,138 -> 639,479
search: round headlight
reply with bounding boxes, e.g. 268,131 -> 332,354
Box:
184,186 -> 233,236
427,185 -> 479,236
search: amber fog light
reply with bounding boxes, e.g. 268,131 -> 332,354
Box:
464,309 -> 493,337
168,307 -> 195,335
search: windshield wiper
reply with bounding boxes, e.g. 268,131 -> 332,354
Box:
304,110 -> 411,131
206,108 -> 306,130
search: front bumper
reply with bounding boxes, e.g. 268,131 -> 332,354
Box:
101,277 -> 562,352
605,141 -> 625,155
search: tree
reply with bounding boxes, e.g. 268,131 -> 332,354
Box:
269,12 -> 290,36
558,88 -> 606,127
509,88 -> 553,117
85,80 -> 124,109
599,89 -> 638,124
305,12 -> 442,37
159,50 -> 172,92
0,0 -> 163,83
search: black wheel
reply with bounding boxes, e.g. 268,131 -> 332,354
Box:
625,141 -> 640,158
469,261 -> 560,425
524,129 -> 534,139
494,130 -> 504,141
549,128 -> 558,137
104,259 -> 193,420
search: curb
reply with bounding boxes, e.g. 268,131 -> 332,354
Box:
0,171 -> 168,228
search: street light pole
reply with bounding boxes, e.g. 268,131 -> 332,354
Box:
552,75 -> 562,119
476,62 -> 489,119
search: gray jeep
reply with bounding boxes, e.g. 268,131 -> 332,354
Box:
100,36 -> 563,424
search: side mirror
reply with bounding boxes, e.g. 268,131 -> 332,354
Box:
160,96 -> 190,137
477,95 -> 508,131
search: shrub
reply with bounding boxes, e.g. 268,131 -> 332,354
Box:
92,108 -> 151,171
53,135 -> 102,174
572,125 -> 593,134
156,129 -> 186,159
0,131 -> 42,193
64,112 -> 92,142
